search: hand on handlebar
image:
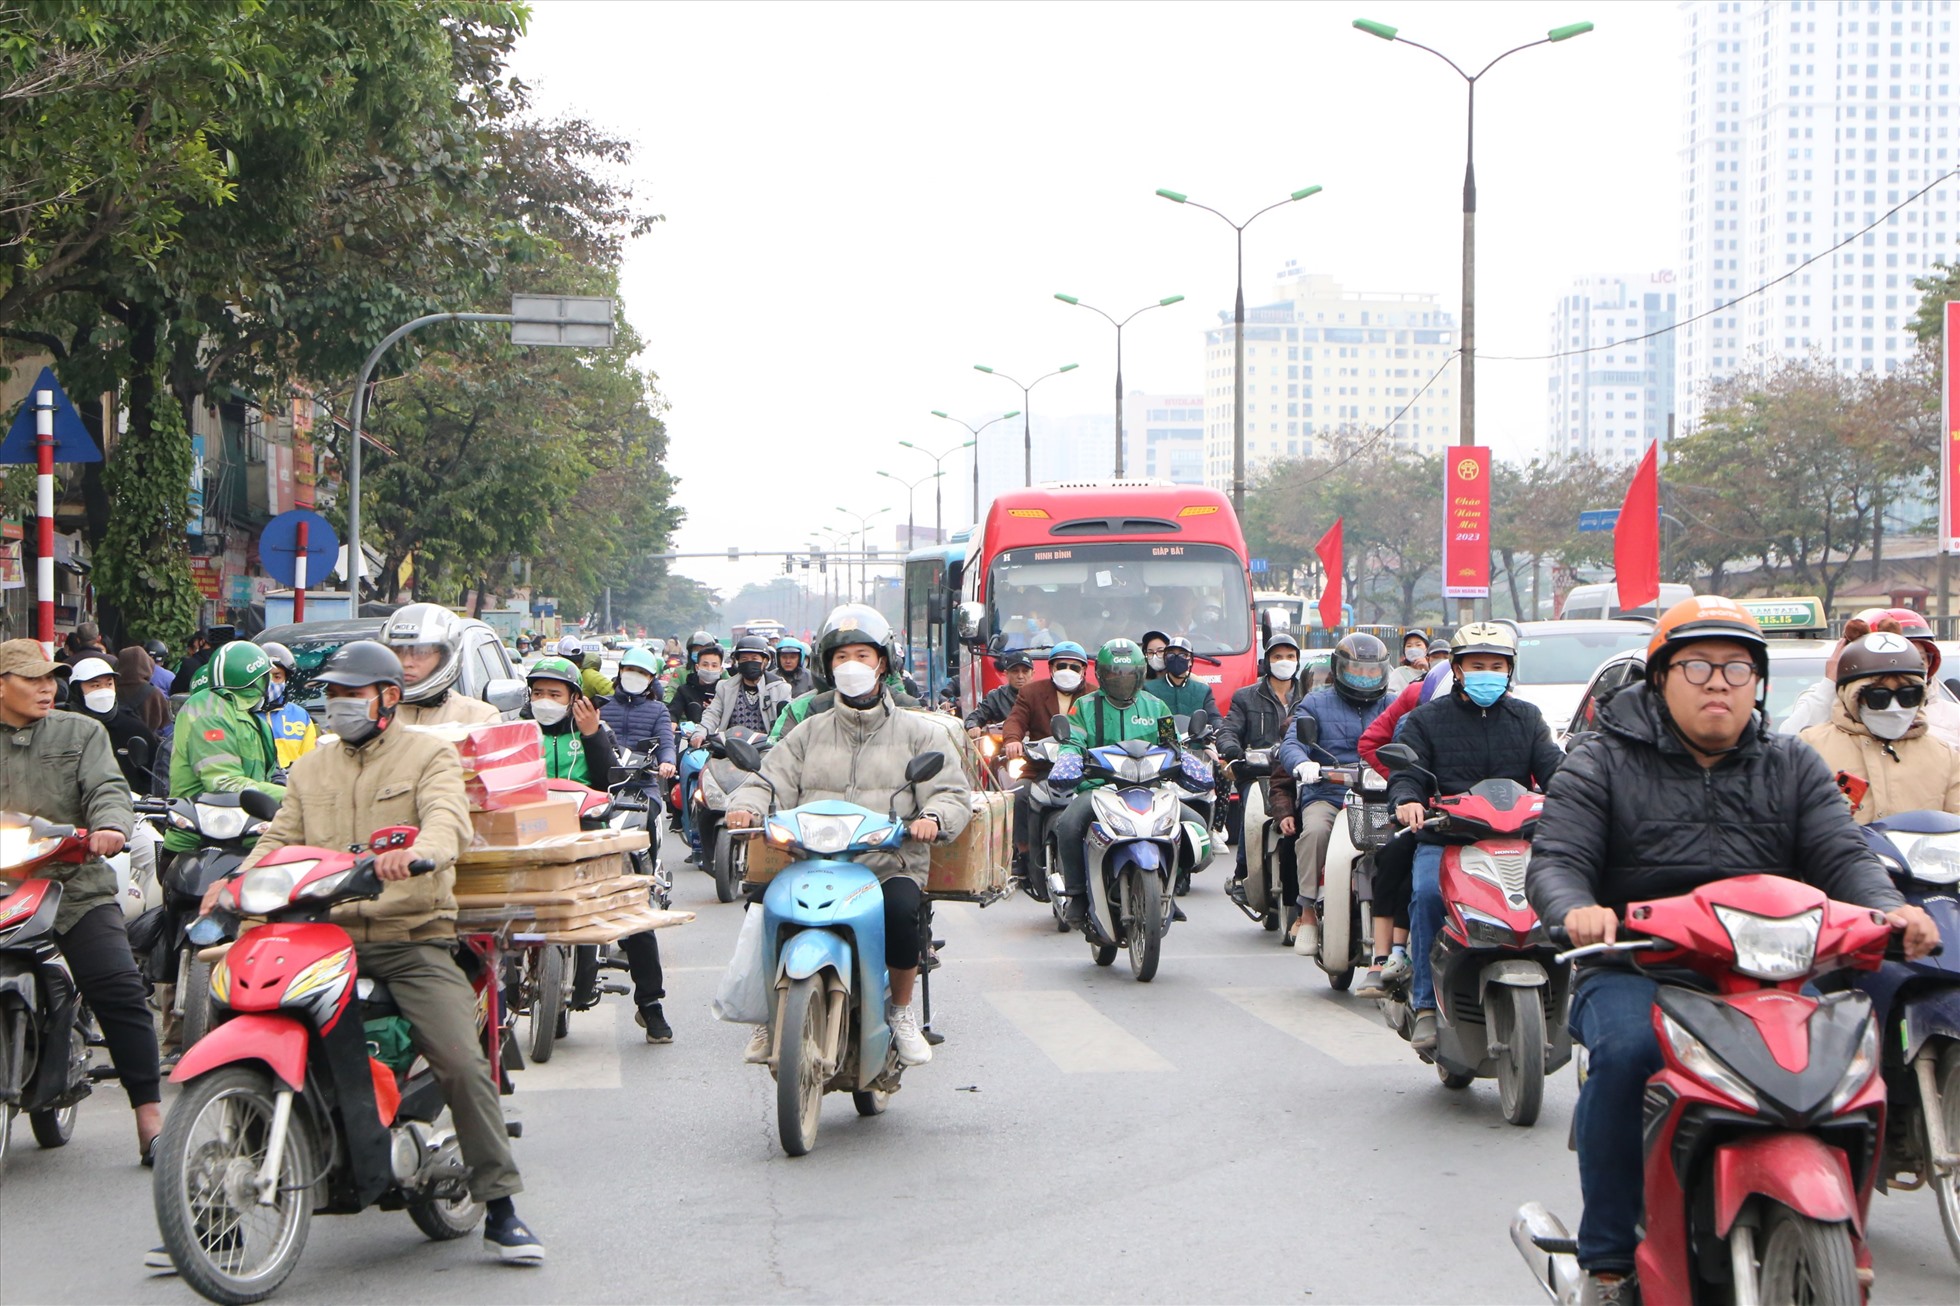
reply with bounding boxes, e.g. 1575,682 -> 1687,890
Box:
375,847 -> 421,881
1394,801 -> 1427,830
1561,905 -> 1620,948
658,761 -> 676,779
1004,740 -> 1024,759
907,816 -> 942,843
88,829 -> 126,858
726,809 -> 756,829
1887,904 -> 1941,960
1294,761 -> 1321,786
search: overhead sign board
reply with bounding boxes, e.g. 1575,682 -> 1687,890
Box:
510,295 -> 615,348
1577,508 -> 1621,533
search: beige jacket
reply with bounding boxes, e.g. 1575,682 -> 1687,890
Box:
238,720 -> 474,942
1799,689 -> 1960,824
395,693 -> 501,728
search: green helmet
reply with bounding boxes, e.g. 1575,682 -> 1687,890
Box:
526,655 -> 583,691
1096,638 -> 1147,707
210,640 -> 273,704
619,646 -> 661,677
188,662 -> 212,696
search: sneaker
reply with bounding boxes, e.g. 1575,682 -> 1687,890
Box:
635,1003 -> 673,1044
1354,966 -> 1387,999
1291,919 -> 1318,957
887,1002 -> 933,1066
1171,903 -> 1187,923
1411,1009 -> 1439,1052
1379,951 -> 1414,996
483,1210 -> 546,1265
1579,1272 -> 1637,1305
1062,897 -> 1087,929
1225,876 -> 1248,907
143,1247 -> 176,1274
744,1025 -> 771,1064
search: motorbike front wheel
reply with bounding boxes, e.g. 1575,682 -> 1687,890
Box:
152,1066 -> 314,1305
181,952 -> 215,1050
1494,985 -> 1546,1127
1126,870 -> 1163,983
1933,1041 -> 1960,1269
1752,1201 -> 1858,1304
777,976 -> 827,1157
712,829 -> 740,904
527,946 -> 566,1065
853,1089 -> 890,1117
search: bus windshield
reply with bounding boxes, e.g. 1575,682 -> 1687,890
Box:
986,542 -> 1252,657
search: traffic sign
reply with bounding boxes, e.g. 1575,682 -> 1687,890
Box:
1578,509 -> 1621,533
1250,557 -> 1269,574
259,510 -> 338,588
510,295 -> 615,348
0,367 -> 99,464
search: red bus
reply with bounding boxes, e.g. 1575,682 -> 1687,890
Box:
948,483 -> 1258,714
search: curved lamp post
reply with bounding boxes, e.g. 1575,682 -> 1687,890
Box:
1053,294 -> 1184,478
973,363 -> 1079,487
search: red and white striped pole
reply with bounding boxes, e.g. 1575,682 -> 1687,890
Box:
35,388 -> 54,655
292,518 -> 308,622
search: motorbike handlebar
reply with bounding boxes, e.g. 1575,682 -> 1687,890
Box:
408,858 -> 437,876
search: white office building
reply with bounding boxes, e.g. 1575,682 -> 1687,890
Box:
1675,0 -> 1957,431
1546,273 -> 1680,462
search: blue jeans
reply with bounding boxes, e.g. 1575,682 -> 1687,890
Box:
1568,970 -> 1664,1275
1409,843 -> 1445,1010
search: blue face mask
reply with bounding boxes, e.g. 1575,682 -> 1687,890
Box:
1461,670 -> 1509,708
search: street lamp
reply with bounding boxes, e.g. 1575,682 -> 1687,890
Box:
929,410 -> 1018,525
876,469 -> 943,555
1053,293 -> 1184,478
818,526 -> 851,611
1353,16 -> 1591,622
898,435 -> 977,542
836,505 -> 890,604
973,363 -> 1079,487
1155,186 -> 1322,517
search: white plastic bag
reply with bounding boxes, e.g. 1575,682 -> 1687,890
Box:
712,905 -> 770,1024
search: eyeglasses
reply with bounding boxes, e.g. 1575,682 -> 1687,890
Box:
1857,683 -> 1925,710
1675,659 -> 1758,687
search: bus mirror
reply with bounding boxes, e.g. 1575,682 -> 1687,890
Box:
956,602 -> 985,643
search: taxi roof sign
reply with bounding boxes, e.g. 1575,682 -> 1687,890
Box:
1739,596 -> 1828,634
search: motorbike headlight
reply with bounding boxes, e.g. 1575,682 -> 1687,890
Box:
793,813 -> 862,855
1900,833 -> 1960,885
1712,904 -> 1821,982
1457,846 -> 1503,890
1148,805 -> 1179,838
1361,769 -> 1388,793
1458,905 -> 1520,945
1658,1009 -> 1759,1112
1091,790 -> 1142,838
1006,758 -> 1026,780
289,863 -> 351,902
196,804 -> 251,841
236,862 -> 305,915
1826,1015 -> 1880,1115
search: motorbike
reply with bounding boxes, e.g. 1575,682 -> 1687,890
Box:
1375,742 -> 1570,1126
1047,711 -> 1215,982
1285,719 -> 1394,986
1854,808 -> 1960,1268
0,813 -> 105,1173
563,756 -> 675,1041
1170,713 -> 1220,897
149,789 -> 281,1050
1512,876 -> 1903,1305
1228,745 -> 1293,939
152,830 -> 501,1305
723,737 -> 946,1157
1008,734 -> 1072,920
697,729 -> 773,904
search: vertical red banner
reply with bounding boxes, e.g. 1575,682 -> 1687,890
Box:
1314,518 -> 1343,634
1442,446 -> 1491,599
1944,301 -> 1960,553
1615,442 -> 1661,613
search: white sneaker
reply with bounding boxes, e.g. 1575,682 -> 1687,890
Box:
1292,919 -> 1319,957
744,1025 -> 771,1064
887,1002 -> 933,1066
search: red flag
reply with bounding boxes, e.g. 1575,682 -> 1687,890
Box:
1615,442 -> 1660,613
1315,518 -> 1344,633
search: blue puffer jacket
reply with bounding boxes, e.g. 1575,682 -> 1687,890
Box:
599,689 -> 678,767
1275,686 -> 1390,809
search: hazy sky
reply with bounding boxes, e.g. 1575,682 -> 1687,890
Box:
511,0 -> 1680,601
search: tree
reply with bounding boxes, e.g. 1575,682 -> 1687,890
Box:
1909,260 -> 1957,348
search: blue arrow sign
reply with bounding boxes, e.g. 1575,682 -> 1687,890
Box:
1578,508 -> 1621,533
0,366 -> 100,464
1249,557 -> 1270,574
259,510 -> 339,588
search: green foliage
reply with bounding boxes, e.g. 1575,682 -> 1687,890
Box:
1909,260 -> 1958,349
93,371 -> 197,650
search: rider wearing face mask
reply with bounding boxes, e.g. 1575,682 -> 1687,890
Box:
1387,623 -> 1563,1053
1218,634 -> 1307,898
1387,629 -> 1431,692
966,650 -> 1034,737
1001,643 -> 1090,879
768,606 -> 921,740
1798,629 -> 1960,822
599,646 -> 678,783
696,635 -> 792,744
669,644 -> 725,728
256,641 -> 319,769
524,657 -> 619,788
163,641 -> 285,859
66,654 -> 159,792
1151,636 -> 1220,721
1141,630 -> 1171,681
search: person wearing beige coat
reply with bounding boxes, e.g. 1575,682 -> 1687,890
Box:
1799,632 -> 1960,824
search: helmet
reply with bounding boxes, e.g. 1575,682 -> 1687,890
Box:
685,631 -> 720,666
811,604 -> 899,691
527,655 -> 583,690
1330,632 -> 1391,704
1645,596 -> 1768,684
1428,636 -> 1452,659
1140,628 -> 1170,651
1451,623 -> 1519,663
556,635 -> 584,659
1835,632 -> 1927,686
258,641 -> 297,676
994,649 -> 1035,674
732,634 -> 772,661
1048,640 -> 1089,666
143,639 -> 168,662
1095,639 -> 1148,707
619,646 -> 661,677
380,603 -> 468,703
1878,608 -> 1942,675
188,663 -> 212,696
775,637 -> 807,668
312,640 -> 404,691
209,640 -> 274,704
1400,629 -> 1429,657
1264,632 -> 1302,656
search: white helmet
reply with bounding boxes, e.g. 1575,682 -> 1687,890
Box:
381,602 -> 468,703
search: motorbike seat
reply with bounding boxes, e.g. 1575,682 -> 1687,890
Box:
357,977 -> 402,1019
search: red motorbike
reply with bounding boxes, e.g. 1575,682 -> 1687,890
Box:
1512,875 -> 1897,1305
0,813 -> 104,1172
1375,745 -> 1573,1127
151,828 -> 503,1305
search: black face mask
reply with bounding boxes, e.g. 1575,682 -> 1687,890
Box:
1163,653 -> 1193,678
738,660 -> 766,682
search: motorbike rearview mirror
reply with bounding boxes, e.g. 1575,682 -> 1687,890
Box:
1050,714 -> 1072,743
484,677 -> 528,716
1945,676 -> 1960,702
1186,709 -> 1210,737
904,752 -> 945,785
1375,743 -> 1418,771
1294,717 -> 1319,748
724,736 -> 764,773
239,788 -> 281,821
122,737 -> 150,771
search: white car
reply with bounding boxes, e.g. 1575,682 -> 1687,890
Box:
1502,620 -> 1657,740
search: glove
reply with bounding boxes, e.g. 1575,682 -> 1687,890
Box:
1293,761 -> 1322,786
1048,753 -> 1084,785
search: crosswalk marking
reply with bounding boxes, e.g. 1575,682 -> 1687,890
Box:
1213,986 -> 1406,1066
514,998 -> 625,1092
987,989 -> 1175,1073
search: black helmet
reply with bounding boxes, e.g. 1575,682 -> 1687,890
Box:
258,641 -> 298,675
1330,632 -> 1391,704
1140,628 -> 1171,651
811,604 -> 898,691
143,639 -> 169,662
732,634 -> 773,659
312,640 -> 404,690
1264,632 -> 1302,655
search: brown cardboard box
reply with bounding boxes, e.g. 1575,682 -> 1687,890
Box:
454,850 -> 631,897
469,798 -> 580,847
741,792 -> 1012,901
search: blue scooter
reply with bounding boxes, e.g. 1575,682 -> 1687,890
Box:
1857,808 -> 1960,1269
724,738 -> 945,1157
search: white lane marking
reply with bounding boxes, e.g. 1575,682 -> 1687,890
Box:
986,990 -> 1174,1073
514,996 -> 624,1092
1213,987 -> 1405,1067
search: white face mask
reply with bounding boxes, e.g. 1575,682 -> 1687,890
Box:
831,660 -> 879,699
83,687 -> 117,713
1052,668 -> 1084,693
618,670 -> 653,696
531,699 -> 570,726
1860,704 -> 1918,741
1146,654 -> 1166,673
696,666 -> 721,684
1268,659 -> 1299,682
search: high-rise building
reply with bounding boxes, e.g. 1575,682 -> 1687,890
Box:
1201,263 -> 1457,490
962,410 -> 1117,521
1676,0 -> 1956,431
1123,391 -> 1205,484
1545,273 -> 1680,462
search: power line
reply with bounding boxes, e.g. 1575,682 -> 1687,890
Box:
1296,350 -> 1460,484
1478,168 -> 1958,364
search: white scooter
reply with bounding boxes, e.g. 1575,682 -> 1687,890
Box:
1290,718 -> 1388,992
1231,748 -> 1294,940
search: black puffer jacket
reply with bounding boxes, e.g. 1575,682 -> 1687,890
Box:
1384,689 -> 1563,839
964,685 -> 1020,731
1527,683 -> 1902,932
1216,679 -> 1304,761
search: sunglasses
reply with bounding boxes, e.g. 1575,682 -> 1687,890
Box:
1051,661 -> 1086,673
1857,683 -> 1925,710
1675,659 -> 1758,687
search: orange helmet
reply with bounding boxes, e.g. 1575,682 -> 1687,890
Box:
1645,595 -> 1769,684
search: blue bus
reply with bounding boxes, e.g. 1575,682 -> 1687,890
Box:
901,537 -> 970,708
